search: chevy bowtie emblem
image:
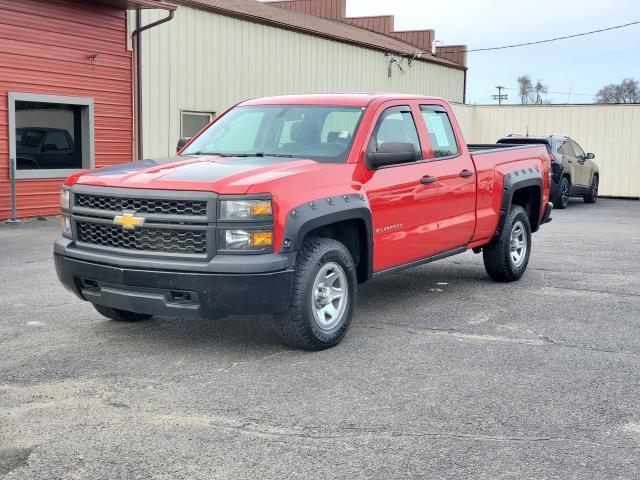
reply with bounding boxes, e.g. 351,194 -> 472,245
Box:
114,211 -> 145,230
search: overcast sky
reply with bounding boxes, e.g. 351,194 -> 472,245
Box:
344,0 -> 640,104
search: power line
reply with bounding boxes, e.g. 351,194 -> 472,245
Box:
441,20 -> 640,53
502,87 -> 595,97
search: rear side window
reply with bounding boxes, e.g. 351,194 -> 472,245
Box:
420,106 -> 459,158
369,107 -> 421,160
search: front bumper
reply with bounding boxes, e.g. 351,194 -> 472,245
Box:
54,253 -> 294,320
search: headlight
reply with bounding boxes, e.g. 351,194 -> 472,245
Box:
60,214 -> 71,237
219,199 -> 272,221
220,229 -> 273,251
60,188 -> 70,210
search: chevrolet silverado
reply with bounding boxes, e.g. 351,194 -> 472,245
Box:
55,94 -> 552,350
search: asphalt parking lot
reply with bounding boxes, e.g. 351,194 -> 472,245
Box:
1,198 -> 639,479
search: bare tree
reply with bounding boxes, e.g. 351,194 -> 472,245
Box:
517,75 -> 533,104
595,78 -> 640,104
534,80 -> 548,104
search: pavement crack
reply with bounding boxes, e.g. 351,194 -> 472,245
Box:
221,349 -> 295,372
544,285 -> 640,298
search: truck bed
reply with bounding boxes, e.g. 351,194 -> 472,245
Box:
467,144 -> 540,154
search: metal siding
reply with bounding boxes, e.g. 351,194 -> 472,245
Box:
138,6 -> 465,158
456,104 -> 640,198
0,0 -> 133,220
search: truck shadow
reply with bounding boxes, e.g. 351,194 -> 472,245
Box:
92,258 -> 490,350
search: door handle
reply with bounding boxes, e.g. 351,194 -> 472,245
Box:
420,175 -> 437,185
459,169 -> 474,178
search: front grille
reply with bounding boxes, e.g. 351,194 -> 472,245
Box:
77,222 -> 207,255
75,194 -> 207,216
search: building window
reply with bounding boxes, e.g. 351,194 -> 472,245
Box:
181,111 -> 215,138
9,93 -> 94,179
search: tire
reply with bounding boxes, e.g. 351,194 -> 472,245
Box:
483,205 -> 532,282
93,304 -> 153,322
553,176 -> 570,209
583,176 -> 599,204
276,238 -> 357,351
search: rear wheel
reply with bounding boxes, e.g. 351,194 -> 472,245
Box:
483,205 -> 532,282
276,238 -> 356,351
583,176 -> 599,204
93,304 -> 153,322
554,176 -> 570,209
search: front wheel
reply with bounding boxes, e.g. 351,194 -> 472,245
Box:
583,176 -> 599,203
276,238 -> 357,351
483,205 -> 532,282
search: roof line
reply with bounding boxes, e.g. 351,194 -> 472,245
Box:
173,0 -> 466,71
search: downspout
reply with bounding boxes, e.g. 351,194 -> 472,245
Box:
132,7 -> 175,160
463,68 -> 467,104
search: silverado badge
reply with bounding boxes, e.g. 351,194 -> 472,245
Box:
114,211 -> 145,230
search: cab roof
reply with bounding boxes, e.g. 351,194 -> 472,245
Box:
240,93 -> 447,107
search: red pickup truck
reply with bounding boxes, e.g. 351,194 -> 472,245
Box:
55,94 -> 552,350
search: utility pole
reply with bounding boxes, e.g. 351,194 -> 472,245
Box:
492,85 -> 508,105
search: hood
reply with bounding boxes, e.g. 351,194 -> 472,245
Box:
72,155 -> 332,194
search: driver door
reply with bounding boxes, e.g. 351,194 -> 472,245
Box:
569,140 -> 590,187
361,103 -> 440,272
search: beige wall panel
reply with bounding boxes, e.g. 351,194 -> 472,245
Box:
134,7 -> 465,158
450,102 -> 474,144
469,105 -> 640,198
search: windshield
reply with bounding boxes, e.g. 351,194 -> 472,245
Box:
183,105 -> 365,163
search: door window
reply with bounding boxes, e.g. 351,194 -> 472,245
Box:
570,140 -> 585,160
369,107 -> 421,161
420,106 -> 459,158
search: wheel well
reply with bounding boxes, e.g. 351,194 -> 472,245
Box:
511,186 -> 542,232
304,219 -> 370,283
562,172 -> 571,184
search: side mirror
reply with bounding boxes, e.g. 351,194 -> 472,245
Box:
368,142 -> 418,168
586,153 -> 595,160
42,144 -> 58,152
176,137 -> 192,153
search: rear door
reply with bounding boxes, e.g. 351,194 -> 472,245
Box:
418,104 -> 477,253
362,102 -> 440,271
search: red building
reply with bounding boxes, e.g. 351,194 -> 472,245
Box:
0,0 -> 171,220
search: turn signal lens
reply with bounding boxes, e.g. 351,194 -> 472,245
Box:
221,229 -> 273,251
219,199 -> 273,220
249,201 -> 273,217
251,231 -> 273,247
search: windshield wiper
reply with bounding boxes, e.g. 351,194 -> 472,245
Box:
185,152 -> 294,158
184,152 -> 237,157
253,153 -> 294,158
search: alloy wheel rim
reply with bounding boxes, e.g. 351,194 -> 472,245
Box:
593,178 -> 599,198
311,262 -> 348,331
561,181 -> 569,206
509,220 -> 528,268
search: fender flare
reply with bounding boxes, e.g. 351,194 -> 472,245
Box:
496,168 -> 544,236
281,194 -> 374,281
